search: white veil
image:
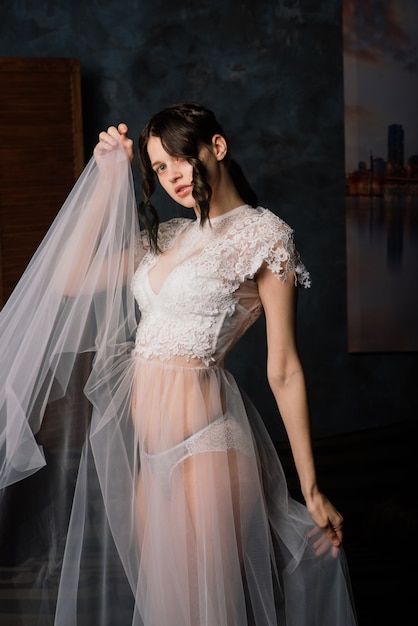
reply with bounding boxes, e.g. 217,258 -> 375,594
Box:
0,141 -> 140,490
0,141 -> 146,622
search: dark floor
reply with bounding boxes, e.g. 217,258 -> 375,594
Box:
277,419 -> 417,626
0,419 -> 416,625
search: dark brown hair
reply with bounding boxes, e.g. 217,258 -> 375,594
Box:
138,102 -> 258,252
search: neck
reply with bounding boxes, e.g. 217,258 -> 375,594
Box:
194,167 -> 244,220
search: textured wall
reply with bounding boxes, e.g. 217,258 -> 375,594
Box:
1,0 -> 416,438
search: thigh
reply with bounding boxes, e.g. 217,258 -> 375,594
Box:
182,449 -> 259,560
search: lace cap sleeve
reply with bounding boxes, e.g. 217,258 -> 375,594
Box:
234,208 -> 311,287
262,210 -> 310,287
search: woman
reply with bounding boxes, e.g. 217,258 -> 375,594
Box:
0,103 -> 356,625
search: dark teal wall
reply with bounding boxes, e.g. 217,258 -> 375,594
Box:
2,0 -> 416,439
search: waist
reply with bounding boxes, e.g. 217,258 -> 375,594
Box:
132,351 -> 225,371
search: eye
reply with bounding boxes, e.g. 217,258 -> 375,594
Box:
155,164 -> 166,174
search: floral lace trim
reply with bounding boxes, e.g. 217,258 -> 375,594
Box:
134,311 -> 218,366
206,207 -> 311,287
142,414 -> 253,490
149,207 -> 310,286
132,207 -> 310,365
184,414 -> 253,457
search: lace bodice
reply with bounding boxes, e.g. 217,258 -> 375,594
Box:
131,205 -> 310,366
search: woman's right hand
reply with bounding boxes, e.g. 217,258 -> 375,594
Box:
93,123 -> 134,164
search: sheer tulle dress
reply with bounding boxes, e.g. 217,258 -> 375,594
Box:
0,142 -> 357,625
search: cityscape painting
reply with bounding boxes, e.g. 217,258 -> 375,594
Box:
343,0 -> 418,352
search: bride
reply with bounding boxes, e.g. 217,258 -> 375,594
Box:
0,102 -> 357,625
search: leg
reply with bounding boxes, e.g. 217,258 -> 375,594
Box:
179,448 -> 259,625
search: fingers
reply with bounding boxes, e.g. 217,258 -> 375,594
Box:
324,511 -> 343,547
308,524 -> 342,559
309,526 -> 331,556
117,122 -> 128,136
119,126 -> 134,162
308,507 -> 344,559
310,496 -> 344,545
327,523 -> 343,558
100,125 -> 123,147
93,126 -> 119,159
94,124 -> 134,163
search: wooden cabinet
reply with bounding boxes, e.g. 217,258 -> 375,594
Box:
0,57 -> 84,306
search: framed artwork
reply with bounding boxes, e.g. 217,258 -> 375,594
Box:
343,0 -> 418,351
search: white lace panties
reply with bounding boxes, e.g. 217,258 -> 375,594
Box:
141,413 -> 253,491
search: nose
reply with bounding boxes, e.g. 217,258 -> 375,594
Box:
168,159 -> 182,182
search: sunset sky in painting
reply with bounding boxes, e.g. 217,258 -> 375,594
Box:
343,0 -> 418,173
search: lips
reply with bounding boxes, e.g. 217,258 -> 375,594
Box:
175,184 -> 193,198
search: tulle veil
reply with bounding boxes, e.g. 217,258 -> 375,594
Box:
0,141 -> 144,622
0,141 -> 139,488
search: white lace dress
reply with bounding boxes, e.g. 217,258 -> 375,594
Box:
0,149 -> 357,625
88,205 -> 353,626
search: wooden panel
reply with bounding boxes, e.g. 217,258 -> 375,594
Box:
0,57 -> 84,306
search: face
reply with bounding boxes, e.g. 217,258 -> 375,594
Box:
147,134 -> 227,210
147,135 -> 195,208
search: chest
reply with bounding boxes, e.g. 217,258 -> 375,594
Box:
133,248 -> 242,315
132,217 -> 265,318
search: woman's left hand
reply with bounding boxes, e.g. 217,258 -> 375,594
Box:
305,490 -> 344,556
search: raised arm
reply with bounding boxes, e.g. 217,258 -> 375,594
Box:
257,264 -> 343,549
60,124 -> 137,296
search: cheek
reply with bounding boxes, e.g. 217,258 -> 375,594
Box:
183,162 -> 194,181
157,174 -> 168,188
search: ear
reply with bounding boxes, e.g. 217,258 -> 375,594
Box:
211,134 -> 228,161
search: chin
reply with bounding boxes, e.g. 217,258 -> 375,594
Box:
175,198 -> 196,210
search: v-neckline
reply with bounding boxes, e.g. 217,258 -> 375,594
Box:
146,221 -> 192,296
146,205 -> 249,296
